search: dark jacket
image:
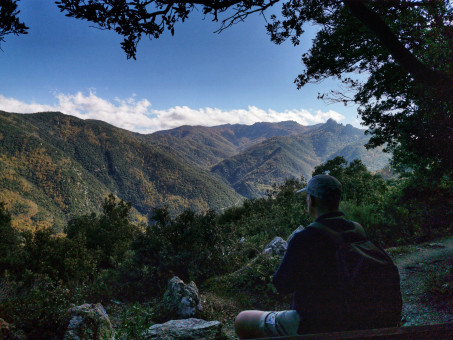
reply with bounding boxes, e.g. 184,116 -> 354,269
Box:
273,211 -> 358,334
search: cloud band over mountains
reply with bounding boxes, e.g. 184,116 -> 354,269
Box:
0,91 -> 345,133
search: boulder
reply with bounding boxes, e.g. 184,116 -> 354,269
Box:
264,236 -> 287,257
426,243 -> 446,249
64,303 -> 114,340
160,276 -> 202,319
143,318 -> 223,339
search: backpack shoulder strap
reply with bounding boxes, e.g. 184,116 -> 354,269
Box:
348,221 -> 368,241
307,220 -> 367,246
308,221 -> 344,245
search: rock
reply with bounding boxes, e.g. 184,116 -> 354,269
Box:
441,283 -> 451,290
143,318 -> 224,339
0,318 -> 10,339
161,276 -> 202,319
64,303 -> 115,340
287,225 -> 304,242
264,236 -> 287,256
425,243 -> 446,249
404,263 -> 426,272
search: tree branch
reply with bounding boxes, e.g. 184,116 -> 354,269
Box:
343,0 -> 453,99
215,0 -> 279,32
0,0 -> 29,49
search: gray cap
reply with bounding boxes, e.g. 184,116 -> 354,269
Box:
296,174 -> 342,201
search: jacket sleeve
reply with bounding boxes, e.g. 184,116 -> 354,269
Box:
272,233 -> 304,295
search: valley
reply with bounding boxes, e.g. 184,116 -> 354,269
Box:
0,110 -> 390,230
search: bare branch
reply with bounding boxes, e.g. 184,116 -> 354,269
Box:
215,0 -> 279,32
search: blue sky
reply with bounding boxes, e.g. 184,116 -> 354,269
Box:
0,1 -> 361,133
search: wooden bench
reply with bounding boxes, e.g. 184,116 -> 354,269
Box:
258,323 -> 453,339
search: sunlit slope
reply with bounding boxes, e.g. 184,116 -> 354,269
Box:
0,111 -> 243,229
0,111 -> 390,228
211,135 -> 319,197
211,119 -> 390,198
151,121 -> 315,169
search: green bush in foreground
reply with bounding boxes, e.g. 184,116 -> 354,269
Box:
115,302 -> 155,339
0,168 -> 451,337
206,254 -> 289,311
0,274 -> 86,339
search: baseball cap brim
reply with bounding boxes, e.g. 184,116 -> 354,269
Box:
296,188 -> 307,194
295,174 -> 342,200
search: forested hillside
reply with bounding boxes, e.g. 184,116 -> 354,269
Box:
211,119 -> 390,197
0,111 -> 390,230
0,111 -> 243,231
149,121 -> 316,169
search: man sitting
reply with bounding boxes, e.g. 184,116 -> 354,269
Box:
234,174 -> 401,338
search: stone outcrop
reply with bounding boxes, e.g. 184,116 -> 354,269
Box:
160,276 -> 202,319
264,236 -> 287,256
143,318 -> 223,339
64,303 -> 115,340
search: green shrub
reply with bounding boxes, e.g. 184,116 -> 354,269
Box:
313,157 -> 387,205
425,264 -> 453,301
208,254 -> 289,310
66,195 -> 136,269
339,201 -> 403,246
370,174 -> 453,244
0,274 -> 86,339
88,251 -> 164,302
116,303 -> 155,339
0,202 -> 20,274
134,207 -> 244,288
9,228 -> 98,284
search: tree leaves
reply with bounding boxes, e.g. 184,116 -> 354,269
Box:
0,0 -> 28,49
283,1 -> 453,175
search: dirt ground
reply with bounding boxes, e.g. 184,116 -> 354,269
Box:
389,236 -> 453,326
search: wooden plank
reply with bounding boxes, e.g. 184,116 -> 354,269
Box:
255,323 -> 453,340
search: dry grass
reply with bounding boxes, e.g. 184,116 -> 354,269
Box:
199,292 -> 242,339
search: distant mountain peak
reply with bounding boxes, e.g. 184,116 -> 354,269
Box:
275,120 -> 303,128
325,118 -> 338,125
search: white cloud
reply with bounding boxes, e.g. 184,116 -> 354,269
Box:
0,92 -> 345,133
353,116 -> 366,129
0,95 -> 55,113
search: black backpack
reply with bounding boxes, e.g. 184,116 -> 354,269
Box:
308,220 -> 402,330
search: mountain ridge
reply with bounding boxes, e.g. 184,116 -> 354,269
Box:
0,111 -> 389,230
209,119 -> 388,197
0,111 -> 243,230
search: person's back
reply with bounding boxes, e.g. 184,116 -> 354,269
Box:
235,174 -> 402,338
273,213 -> 362,334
